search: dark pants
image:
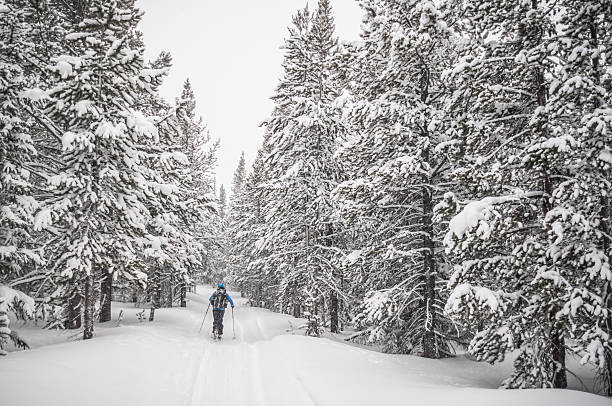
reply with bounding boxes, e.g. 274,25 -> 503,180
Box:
212,309 -> 225,335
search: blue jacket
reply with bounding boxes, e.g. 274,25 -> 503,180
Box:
209,291 -> 234,310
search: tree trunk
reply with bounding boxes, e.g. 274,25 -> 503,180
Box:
603,286 -> 612,396
293,302 -> 300,318
421,184 -> 438,359
149,268 -> 161,321
99,271 -> 112,322
167,272 -> 174,308
83,275 -> 95,340
551,327 -> 567,388
605,351 -> 612,397
530,14 -> 568,380
420,118 -> 438,359
65,285 -> 82,329
180,280 -> 187,308
329,290 -> 339,333
601,208 -> 611,396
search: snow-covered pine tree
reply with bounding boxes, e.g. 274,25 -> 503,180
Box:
230,140 -> 274,307
242,5 -> 315,313
0,1 -> 37,282
0,0 -> 54,292
226,152 -> 247,292
218,184 -> 227,219
133,55 -> 190,319
176,78 -> 218,200
0,286 -> 34,354
37,0 -> 162,339
333,0 -> 456,357
0,297 -> 11,355
231,152 -> 246,202
542,1 -> 612,395
254,0 -> 346,330
128,50 -> 178,321
440,0 -> 568,388
173,77 -> 218,305
439,0 -> 611,390
209,183 -> 229,282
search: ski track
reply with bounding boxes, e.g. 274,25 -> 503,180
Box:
295,374 -> 320,406
183,295 -> 323,406
187,297 -> 274,406
249,344 -> 266,406
182,337 -> 212,406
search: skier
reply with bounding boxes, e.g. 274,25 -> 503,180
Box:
209,283 -> 234,339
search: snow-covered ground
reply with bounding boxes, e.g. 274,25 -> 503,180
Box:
1,287 -> 607,406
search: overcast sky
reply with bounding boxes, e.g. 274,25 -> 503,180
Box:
136,0 -> 363,195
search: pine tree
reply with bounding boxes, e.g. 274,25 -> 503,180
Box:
37,0 -> 161,339
173,77 -> 218,306
218,184 -> 227,219
542,1 -> 612,394
0,297 -> 14,355
439,0 -> 610,390
226,152 -> 247,292
1,0 -> 222,341
230,141 -> 273,306
251,0 -> 347,329
231,152 -> 246,202
0,0 -> 52,289
334,0 -> 456,357
0,286 -> 33,354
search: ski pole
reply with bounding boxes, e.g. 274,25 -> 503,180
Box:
199,302 -> 211,333
232,306 -> 236,339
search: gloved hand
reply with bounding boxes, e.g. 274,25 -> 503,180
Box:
232,305 -> 235,308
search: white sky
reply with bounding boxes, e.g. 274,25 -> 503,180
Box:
137,0 -> 363,195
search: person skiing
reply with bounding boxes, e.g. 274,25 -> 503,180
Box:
209,283 -> 234,339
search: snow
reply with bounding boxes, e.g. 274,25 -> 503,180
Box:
0,285 -> 36,318
447,283 -> 501,313
52,55 -> 82,79
65,32 -> 89,41
160,151 -> 189,165
527,135 -> 577,153
598,149 -> 612,165
140,68 -> 170,82
0,287 -> 606,406
446,196 -> 516,242
33,208 -> 53,231
126,111 -> 158,140
535,270 -> 565,287
73,100 -> 93,116
282,160 -> 302,179
344,249 -> 363,265
95,121 -> 126,139
148,236 -> 163,251
19,88 -> 49,102
153,182 -> 178,196
581,335 -> 607,369
434,139 -> 461,153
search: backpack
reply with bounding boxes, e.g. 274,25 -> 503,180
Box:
213,289 -> 228,309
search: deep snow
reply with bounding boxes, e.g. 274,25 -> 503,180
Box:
0,287 -> 608,406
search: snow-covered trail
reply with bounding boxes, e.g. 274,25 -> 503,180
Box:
1,287 -> 608,406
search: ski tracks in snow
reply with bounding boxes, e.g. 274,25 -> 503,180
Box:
184,304 -> 322,406
186,339 -> 266,406
185,304 -> 267,406
182,337 -> 213,406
